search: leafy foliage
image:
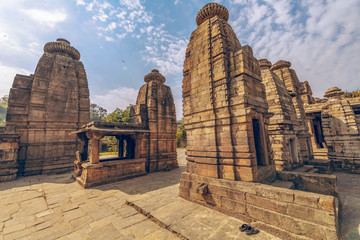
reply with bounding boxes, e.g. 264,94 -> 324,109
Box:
100,136 -> 119,154
0,95 -> 8,127
105,106 -> 131,123
176,120 -> 186,148
343,89 -> 360,98
90,103 -> 107,121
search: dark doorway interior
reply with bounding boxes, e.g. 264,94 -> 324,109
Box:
253,118 -> 266,166
117,135 -> 135,159
313,116 -> 325,148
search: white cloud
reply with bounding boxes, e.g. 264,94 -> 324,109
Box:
92,87 -> 138,112
86,3 -> 94,11
229,0 -> 360,97
120,0 -> 143,10
116,33 -> 127,39
76,0 -> 86,6
142,23 -> 188,76
77,0 -> 154,42
106,22 -> 116,31
174,98 -> 182,120
105,36 -> 115,41
22,8 -> 67,28
0,64 -> 31,97
116,11 -> 127,19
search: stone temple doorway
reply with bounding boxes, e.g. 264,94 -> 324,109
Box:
252,118 -> 266,166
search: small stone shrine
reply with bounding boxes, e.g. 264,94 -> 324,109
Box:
270,60 -> 313,163
73,69 -> 178,188
179,3 -> 340,239
321,87 -> 360,173
259,59 -> 302,170
304,86 -> 360,173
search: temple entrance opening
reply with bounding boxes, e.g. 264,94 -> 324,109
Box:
252,118 -> 266,166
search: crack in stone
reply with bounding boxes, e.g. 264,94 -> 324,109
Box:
126,200 -> 189,240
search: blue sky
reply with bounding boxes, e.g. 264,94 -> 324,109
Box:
0,0 -> 359,119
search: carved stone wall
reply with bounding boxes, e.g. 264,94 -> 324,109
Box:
131,69 -> 177,172
271,61 -> 313,163
179,4 -> 339,239
181,2 -> 275,183
259,59 -> 301,170
322,87 -> 360,173
0,129 -> 20,182
6,38 -> 90,176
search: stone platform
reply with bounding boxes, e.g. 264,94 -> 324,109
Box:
0,149 -> 359,240
76,158 -> 147,188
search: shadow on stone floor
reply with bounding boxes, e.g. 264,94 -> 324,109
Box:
0,165 -> 186,195
0,172 -> 75,191
90,165 -> 186,195
336,172 -> 360,240
0,149 -> 188,192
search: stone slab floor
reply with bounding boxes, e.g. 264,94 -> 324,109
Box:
0,149 -> 359,240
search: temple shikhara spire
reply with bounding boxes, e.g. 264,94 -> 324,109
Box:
5,38 -> 90,176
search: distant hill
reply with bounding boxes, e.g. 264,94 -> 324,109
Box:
0,103 -> 7,127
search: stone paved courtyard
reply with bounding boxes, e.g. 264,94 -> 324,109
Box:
0,149 -> 359,240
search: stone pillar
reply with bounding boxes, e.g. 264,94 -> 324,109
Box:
87,132 -> 103,164
117,136 -> 124,158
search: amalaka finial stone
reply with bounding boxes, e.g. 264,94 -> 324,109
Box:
196,3 -> 229,26
144,69 -> 166,83
44,38 -> 80,60
259,59 -> 272,69
324,87 -> 344,98
271,60 -> 291,71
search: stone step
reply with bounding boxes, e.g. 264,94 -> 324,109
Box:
313,149 -> 328,156
308,168 -> 319,174
294,165 -> 314,172
304,159 -> 332,174
270,180 -> 295,189
306,159 -> 331,166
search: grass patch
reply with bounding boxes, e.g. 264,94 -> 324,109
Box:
99,152 -> 118,156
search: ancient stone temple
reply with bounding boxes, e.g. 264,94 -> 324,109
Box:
303,86 -> 360,173
271,60 -> 313,163
131,69 -> 178,172
179,3 -> 339,239
73,69 -> 177,188
321,87 -> 360,173
259,59 -> 302,170
5,38 -> 90,176
182,3 -> 275,183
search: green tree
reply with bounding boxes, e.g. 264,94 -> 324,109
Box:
90,103 -> 107,121
343,89 -> 360,98
176,120 -> 186,148
0,95 -> 8,127
105,106 -> 131,123
0,95 -> 8,106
